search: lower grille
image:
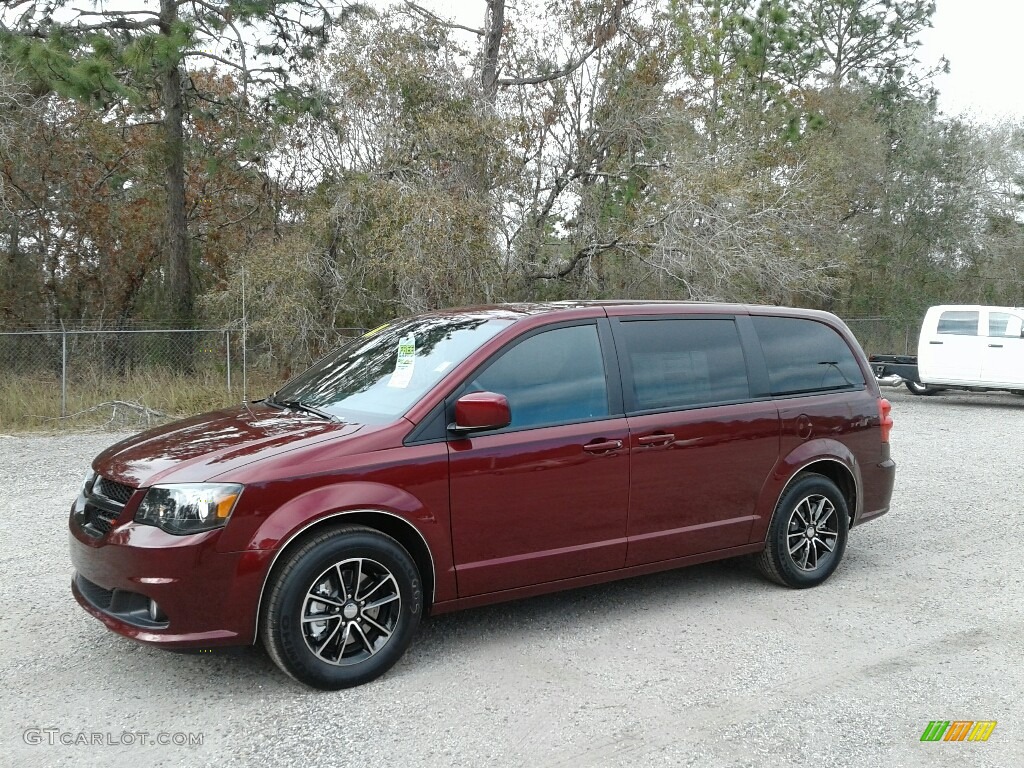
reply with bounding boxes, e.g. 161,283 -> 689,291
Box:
74,574 -> 169,629
75,574 -> 114,610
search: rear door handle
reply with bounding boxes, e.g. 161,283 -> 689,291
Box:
988,343 -> 1003,348
583,439 -> 623,453
637,433 -> 675,447
929,341 -> 943,345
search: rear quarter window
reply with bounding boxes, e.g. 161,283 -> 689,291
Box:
753,316 -> 865,397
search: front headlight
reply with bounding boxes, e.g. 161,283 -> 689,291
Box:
135,483 -> 243,535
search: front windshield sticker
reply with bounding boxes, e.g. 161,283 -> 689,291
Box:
434,361 -> 452,373
387,334 -> 416,388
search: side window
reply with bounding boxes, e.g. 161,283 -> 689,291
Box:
753,316 -> 865,397
988,312 -> 1024,338
469,324 -> 609,430
617,319 -> 750,411
937,310 -> 979,336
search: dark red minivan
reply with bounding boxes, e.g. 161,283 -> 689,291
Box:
70,302 -> 895,688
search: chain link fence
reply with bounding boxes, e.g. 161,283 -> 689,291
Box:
842,317 -> 918,357
0,325 -> 364,430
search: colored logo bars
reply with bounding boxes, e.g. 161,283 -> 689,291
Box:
920,721 -> 997,742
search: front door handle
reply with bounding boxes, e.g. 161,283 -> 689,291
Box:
637,433 -> 675,447
988,343 -> 1003,348
929,341 -> 944,345
583,439 -> 623,454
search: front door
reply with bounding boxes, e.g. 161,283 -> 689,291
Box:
921,309 -> 984,384
448,322 -> 629,597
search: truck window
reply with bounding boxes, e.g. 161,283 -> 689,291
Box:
988,312 -> 1024,338
752,317 -> 865,397
936,310 -> 979,336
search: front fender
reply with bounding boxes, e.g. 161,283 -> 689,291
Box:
749,438 -> 861,544
241,479 -> 455,606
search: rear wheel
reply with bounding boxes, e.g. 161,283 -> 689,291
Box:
905,380 -> 938,395
757,474 -> 849,589
261,525 -> 422,689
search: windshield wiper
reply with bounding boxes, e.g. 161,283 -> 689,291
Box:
265,394 -> 339,422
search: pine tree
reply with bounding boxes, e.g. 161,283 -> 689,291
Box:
1,1 -> 359,329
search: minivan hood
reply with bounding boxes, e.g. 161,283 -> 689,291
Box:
92,403 -> 367,488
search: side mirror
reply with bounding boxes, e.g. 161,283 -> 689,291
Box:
450,391 -> 511,433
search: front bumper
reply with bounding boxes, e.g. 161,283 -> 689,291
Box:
69,495 -> 273,648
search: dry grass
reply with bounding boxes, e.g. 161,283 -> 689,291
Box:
0,368 -> 282,432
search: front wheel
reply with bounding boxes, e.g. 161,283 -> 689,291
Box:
757,474 -> 849,588
261,525 -> 423,689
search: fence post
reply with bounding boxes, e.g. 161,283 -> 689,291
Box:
241,268 -> 247,402
60,322 -> 67,418
225,329 -> 231,393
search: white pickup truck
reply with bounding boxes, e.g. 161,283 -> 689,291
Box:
870,304 -> 1024,396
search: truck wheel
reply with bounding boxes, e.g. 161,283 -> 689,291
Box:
261,525 -> 422,689
905,381 -> 937,395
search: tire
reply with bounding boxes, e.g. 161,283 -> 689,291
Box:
757,474 -> 849,589
905,380 -> 937,395
261,525 -> 423,689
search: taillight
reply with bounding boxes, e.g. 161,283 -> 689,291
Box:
878,398 -> 893,442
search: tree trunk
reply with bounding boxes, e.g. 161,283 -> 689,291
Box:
481,0 -> 505,103
160,0 -> 191,329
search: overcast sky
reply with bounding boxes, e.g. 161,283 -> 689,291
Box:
918,0 -> 1024,121
410,0 -> 1024,122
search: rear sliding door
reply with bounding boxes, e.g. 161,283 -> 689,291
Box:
612,316 -> 780,566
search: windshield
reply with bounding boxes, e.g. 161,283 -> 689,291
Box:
270,314 -> 514,422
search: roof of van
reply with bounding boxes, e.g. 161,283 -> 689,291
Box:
422,300 -> 844,322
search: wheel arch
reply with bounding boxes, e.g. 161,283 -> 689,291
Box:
752,445 -> 862,546
254,508 -> 437,643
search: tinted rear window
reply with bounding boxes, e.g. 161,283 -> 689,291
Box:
617,319 -> 750,410
753,316 -> 865,396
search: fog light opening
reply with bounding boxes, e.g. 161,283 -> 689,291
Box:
148,599 -> 167,623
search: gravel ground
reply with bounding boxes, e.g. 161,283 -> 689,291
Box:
1,387 -> 1022,768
